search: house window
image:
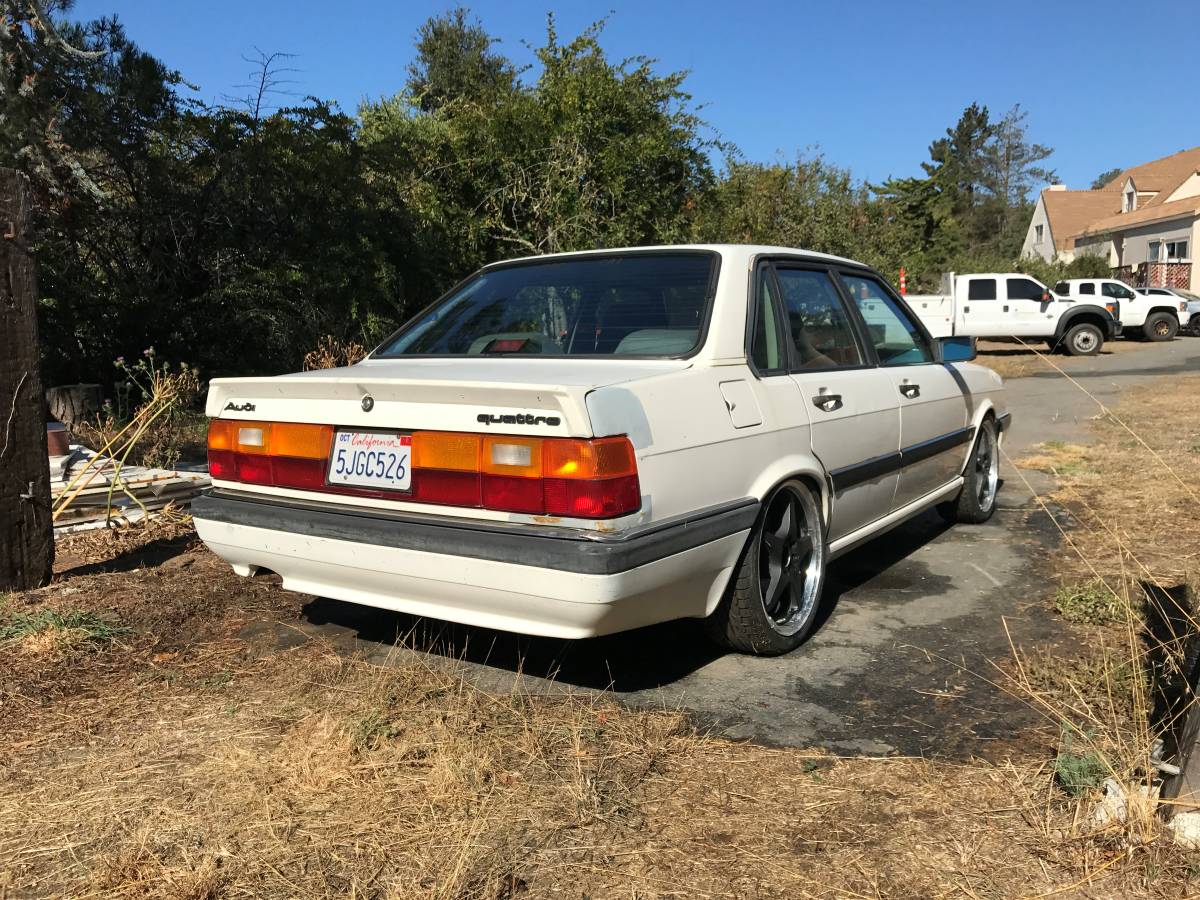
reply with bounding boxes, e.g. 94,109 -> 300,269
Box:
1165,239 -> 1189,261
1124,190 -> 1136,212
1035,224 -> 1044,243
1148,240 -> 1161,263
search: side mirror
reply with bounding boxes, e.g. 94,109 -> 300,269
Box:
937,335 -> 976,363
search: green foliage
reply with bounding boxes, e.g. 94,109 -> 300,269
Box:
0,607 -> 127,642
1054,579 -> 1125,625
9,4 -> 1069,387
1053,726 -> 1109,796
1091,167 -> 1123,190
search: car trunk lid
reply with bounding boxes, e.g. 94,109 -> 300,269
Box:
205,357 -> 689,437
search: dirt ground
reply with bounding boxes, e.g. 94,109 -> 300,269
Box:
974,335 -> 1171,379
2,378 -> 1199,898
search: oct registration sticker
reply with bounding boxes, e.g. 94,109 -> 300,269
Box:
328,431 -> 412,492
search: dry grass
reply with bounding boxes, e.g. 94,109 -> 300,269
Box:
3,375 -> 1200,896
973,337 -> 1159,379
8,639 -> 1193,899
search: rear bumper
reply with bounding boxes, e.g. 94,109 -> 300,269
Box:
193,491 -> 756,639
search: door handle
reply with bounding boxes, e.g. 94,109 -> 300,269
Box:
1003,305 -> 1010,312
899,383 -> 920,399
963,305 -> 970,313
812,393 -> 843,412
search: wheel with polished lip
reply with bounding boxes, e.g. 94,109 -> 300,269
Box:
705,480 -> 826,655
937,416 -> 999,524
1063,322 -> 1103,356
1143,312 -> 1178,342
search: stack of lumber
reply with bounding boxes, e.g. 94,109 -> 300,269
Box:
52,446 -> 210,534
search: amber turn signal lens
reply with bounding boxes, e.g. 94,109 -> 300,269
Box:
269,423 -> 333,459
207,419 -> 237,451
412,431 -> 481,471
543,436 -> 637,480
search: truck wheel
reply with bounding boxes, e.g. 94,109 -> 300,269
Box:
1191,315 -> 1200,336
705,480 -> 826,656
1143,312 -> 1178,342
937,417 -> 1000,525
1063,323 -> 1103,356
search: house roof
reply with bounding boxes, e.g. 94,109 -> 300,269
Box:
1076,195 -> 1200,239
1041,188 -> 1120,250
1102,146 -> 1200,207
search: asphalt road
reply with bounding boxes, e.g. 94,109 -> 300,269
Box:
253,338 -> 1200,757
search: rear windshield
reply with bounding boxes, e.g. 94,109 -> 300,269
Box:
376,252 -> 717,358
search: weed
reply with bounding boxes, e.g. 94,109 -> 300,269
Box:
1054,578 -> 1125,625
1053,726 -> 1109,797
351,709 -> 400,751
0,609 -> 126,643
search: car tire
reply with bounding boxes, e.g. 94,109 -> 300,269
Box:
1062,322 -> 1103,356
937,417 -> 1000,525
1143,312 -> 1178,342
1190,315 -> 1200,336
704,480 -> 827,656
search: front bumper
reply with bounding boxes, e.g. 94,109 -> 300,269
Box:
193,490 -> 757,639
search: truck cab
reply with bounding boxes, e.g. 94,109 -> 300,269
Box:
906,273 -> 1118,355
1055,278 -> 1183,341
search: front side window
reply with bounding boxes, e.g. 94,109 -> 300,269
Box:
1102,281 -> 1135,300
967,278 -> 997,300
377,253 -> 715,358
773,268 -> 863,370
840,274 -> 934,366
1007,278 -> 1046,301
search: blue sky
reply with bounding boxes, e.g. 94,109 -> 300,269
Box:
72,0 -> 1199,194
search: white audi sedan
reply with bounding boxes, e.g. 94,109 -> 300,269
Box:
193,245 -> 1009,655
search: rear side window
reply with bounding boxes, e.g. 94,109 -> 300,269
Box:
967,279 -> 997,300
377,253 -> 716,357
1102,281 -> 1135,300
750,268 -> 785,372
773,268 -> 863,370
1079,283 -> 1096,295
1007,278 -> 1045,301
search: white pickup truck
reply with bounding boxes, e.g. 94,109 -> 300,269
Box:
905,272 -> 1120,355
1055,278 -> 1185,341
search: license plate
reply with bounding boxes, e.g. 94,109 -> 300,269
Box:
328,431 -> 412,491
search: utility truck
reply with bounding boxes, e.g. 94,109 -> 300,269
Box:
905,273 -> 1120,356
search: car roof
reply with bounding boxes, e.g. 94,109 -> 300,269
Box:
482,243 -> 868,271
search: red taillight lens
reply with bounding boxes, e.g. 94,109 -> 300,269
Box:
206,419 -> 640,519
482,474 -> 545,513
544,475 -> 641,518
412,469 -> 481,507
235,454 -> 272,484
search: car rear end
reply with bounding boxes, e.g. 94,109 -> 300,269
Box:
192,250 -> 753,638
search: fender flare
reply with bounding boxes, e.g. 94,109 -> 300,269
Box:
1055,304 -> 1116,339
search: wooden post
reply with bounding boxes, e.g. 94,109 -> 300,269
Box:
0,169 -> 53,589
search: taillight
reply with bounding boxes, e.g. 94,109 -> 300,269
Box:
207,421 -> 640,519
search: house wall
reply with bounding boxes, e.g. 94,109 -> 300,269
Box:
1021,196 -> 1056,261
1073,236 -> 1115,265
1193,219 -> 1200,292
1118,216 -> 1194,266
1167,173 -> 1200,204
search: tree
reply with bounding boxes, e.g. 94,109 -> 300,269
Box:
1091,167 -> 1123,189
406,7 -> 517,112
980,104 -> 1054,256
361,13 -> 713,317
